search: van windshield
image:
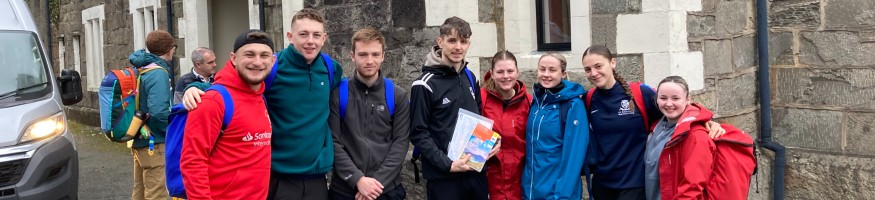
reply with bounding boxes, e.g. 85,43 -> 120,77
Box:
0,31 -> 51,108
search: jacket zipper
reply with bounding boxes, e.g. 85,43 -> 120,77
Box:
363,89 -> 372,174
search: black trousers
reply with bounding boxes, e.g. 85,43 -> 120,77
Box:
591,186 -> 645,200
267,173 -> 329,200
330,185 -> 406,200
425,173 -> 488,200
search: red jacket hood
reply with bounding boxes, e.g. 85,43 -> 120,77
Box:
669,103 -> 713,142
214,59 -> 265,95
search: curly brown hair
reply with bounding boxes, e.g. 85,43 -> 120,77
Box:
146,30 -> 175,56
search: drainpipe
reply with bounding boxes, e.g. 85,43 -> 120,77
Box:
45,0 -> 51,62
755,0 -> 786,199
259,0 -> 266,31
166,0 -> 175,87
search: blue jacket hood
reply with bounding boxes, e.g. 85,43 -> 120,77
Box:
129,49 -> 171,70
533,80 -> 586,105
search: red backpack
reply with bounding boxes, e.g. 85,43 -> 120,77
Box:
706,124 -> 758,200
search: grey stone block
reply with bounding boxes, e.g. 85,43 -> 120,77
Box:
769,0 -> 820,28
716,73 -> 757,116
776,68 -> 875,109
715,111 -> 758,138
689,41 -> 702,52
732,34 -> 757,70
824,0 -> 875,29
784,151 -> 875,199
861,30 -> 875,43
800,31 -> 875,67
704,39 -> 733,75
691,89 -> 717,114
324,1 -> 391,35
772,108 -> 842,151
478,0 -> 495,23
769,31 -> 794,66
616,54 -> 643,83
715,0 -> 749,35
592,0 -> 627,14
392,0 -> 425,29
846,112 -> 875,155
688,14 -> 716,38
591,14 -> 617,51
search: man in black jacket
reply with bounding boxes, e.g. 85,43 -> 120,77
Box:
409,16 -> 496,200
173,47 -> 216,104
329,28 -> 410,200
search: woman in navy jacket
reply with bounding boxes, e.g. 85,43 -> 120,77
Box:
522,53 -> 589,200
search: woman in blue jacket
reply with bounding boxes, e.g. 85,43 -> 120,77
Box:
522,53 -> 589,200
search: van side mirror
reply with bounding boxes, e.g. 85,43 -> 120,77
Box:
57,69 -> 83,105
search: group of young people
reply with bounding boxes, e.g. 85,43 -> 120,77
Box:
124,6 -> 749,200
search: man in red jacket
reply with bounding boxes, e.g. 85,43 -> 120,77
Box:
180,30 -> 275,200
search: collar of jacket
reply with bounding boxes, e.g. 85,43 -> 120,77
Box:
350,70 -> 386,92
191,67 -> 214,83
423,45 -> 468,74
664,103 -> 713,148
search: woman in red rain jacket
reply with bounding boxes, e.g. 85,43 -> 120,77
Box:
481,50 -> 532,200
646,76 -> 716,200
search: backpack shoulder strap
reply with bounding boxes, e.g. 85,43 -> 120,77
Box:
206,85 -> 234,131
629,82 -> 651,130
339,78 -> 350,119
585,88 -> 596,110
264,53 -> 280,91
384,78 -> 395,116
464,69 -> 475,89
321,53 -> 335,87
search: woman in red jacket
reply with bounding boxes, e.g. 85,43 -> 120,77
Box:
645,76 -> 716,200
481,50 -> 531,200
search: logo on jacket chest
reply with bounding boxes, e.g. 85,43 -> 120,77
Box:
242,132 -> 272,147
618,100 -> 634,116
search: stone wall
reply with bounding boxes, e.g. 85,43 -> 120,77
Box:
768,0 -> 875,199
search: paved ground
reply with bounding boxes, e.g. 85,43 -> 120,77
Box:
69,119 -> 431,199
70,120 -> 132,200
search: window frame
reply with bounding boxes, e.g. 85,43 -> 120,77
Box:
535,0 -> 571,51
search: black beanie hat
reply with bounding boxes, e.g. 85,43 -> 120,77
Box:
233,29 -> 275,53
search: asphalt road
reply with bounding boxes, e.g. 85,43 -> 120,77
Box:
69,120 -> 133,200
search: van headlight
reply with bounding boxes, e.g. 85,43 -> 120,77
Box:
20,113 -> 66,143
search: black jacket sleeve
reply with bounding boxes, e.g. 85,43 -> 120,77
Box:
409,82 -> 453,172
329,89 -> 365,187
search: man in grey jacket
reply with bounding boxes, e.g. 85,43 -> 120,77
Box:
328,28 -> 410,200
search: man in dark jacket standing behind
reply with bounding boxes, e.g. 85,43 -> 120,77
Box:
329,28 -> 410,200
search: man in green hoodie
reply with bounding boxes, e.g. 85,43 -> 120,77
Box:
127,30 -> 174,200
181,8 -> 342,200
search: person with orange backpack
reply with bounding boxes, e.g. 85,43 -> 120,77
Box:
125,30 -> 175,200
646,76 -> 756,200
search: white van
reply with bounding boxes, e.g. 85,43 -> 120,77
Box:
0,0 -> 83,199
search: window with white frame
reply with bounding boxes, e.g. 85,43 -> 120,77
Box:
82,5 -> 105,91
130,0 -> 161,50
536,0 -> 571,51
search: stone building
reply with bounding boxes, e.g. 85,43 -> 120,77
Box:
25,0 -> 875,199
